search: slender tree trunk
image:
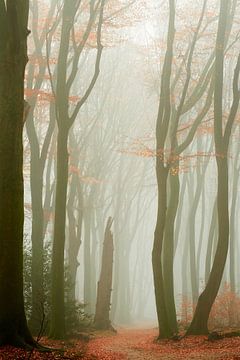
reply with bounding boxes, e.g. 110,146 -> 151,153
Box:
84,211 -> 92,314
67,174 -> 83,301
196,187 -> 205,284
152,166 -> 172,338
229,161 -> 239,293
50,127 -> 69,339
94,218 -> 114,330
189,176 -> 202,305
90,214 -> 97,313
162,172 -> 179,333
28,158 -> 44,333
187,158 -> 229,334
187,0 -> 240,334
181,176 -> 193,319
204,199 -> 217,284
111,233 -> 120,322
174,173 -> 187,256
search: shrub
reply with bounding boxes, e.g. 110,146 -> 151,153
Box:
23,237 -> 91,337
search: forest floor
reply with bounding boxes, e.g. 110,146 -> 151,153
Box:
1,327 -> 240,360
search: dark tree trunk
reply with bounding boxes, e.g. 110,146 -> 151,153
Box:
188,155 -> 209,306
49,0 -> 105,338
28,156 -> 44,334
204,199 -> 217,284
83,211 -> 92,314
94,217 -> 114,330
0,0 -> 34,346
67,174 -> 83,302
187,158 -> 229,334
50,127 -> 69,339
162,172 -> 179,333
153,0 -> 175,338
152,166 -> 172,338
187,0 -> 240,334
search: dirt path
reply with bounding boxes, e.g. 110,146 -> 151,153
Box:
83,328 -> 240,360
1,328 -> 240,359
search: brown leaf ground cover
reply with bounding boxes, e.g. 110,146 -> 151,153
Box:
1,328 -> 240,359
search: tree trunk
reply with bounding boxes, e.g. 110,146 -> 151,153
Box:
229,160 -> 239,293
204,199 -> 217,284
94,217 -> 114,330
187,0 -> 237,335
50,127 -> 69,339
0,1 -> 34,347
83,211 -> 93,314
152,166 -> 172,338
67,174 -> 82,302
162,172 -> 179,333
28,159 -> 44,334
187,158 -> 229,335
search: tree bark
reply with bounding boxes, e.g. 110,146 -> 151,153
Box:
153,166 -> 172,338
162,172 -> 179,333
0,0 -> 34,347
94,217 -> 114,330
187,0 -> 240,334
49,127 -> 69,339
187,158 -> 229,334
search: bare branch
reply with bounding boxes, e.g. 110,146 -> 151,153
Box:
70,0 -> 106,125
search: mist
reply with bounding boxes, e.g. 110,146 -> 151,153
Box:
0,0 -> 240,358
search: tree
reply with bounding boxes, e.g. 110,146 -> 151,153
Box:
0,0 -> 33,347
94,217 -> 114,330
187,0 -> 240,335
25,0 -> 58,333
50,0 -> 106,339
152,0 -> 213,338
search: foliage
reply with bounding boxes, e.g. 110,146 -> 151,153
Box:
3,328 -> 240,359
178,284 -> 240,332
23,238 -> 92,337
209,283 -> 240,330
177,295 -> 194,331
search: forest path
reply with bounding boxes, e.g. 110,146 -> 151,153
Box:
1,327 -> 240,359
83,327 -> 240,360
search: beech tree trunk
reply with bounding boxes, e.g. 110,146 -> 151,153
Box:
162,172 -> 179,333
0,0 -> 34,346
67,173 -> 83,302
187,158 -> 229,334
28,155 -> 44,334
83,211 -> 93,314
50,127 -> 69,339
187,0 -> 240,334
153,166 -> 172,338
204,199 -> 217,284
94,217 -> 114,330
49,0 -> 105,338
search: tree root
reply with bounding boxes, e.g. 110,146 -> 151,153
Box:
208,331 -> 240,341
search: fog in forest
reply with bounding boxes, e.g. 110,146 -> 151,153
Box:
1,0 -> 240,351
22,0 -> 240,331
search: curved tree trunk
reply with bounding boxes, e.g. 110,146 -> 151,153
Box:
152,166 -> 172,338
204,199 -> 217,284
187,158 -> 229,334
187,0 -> 240,334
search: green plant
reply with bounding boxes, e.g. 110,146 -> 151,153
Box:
23,237 -> 91,337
